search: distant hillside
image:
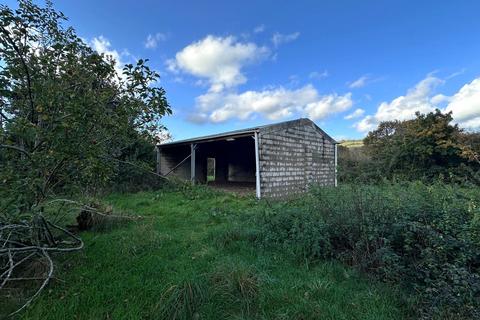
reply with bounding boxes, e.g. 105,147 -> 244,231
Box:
339,139 -> 364,148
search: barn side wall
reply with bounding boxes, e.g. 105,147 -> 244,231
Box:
258,120 -> 336,198
158,145 -> 191,180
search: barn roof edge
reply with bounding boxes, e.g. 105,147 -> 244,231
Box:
158,118 -> 337,147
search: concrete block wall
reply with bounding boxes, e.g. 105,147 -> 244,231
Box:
158,145 -> 191,180
258,119 -> 336,198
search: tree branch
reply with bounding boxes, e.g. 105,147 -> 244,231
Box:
0,144 -> 32,158
0,25 -> 35,123
8,250 -> 54,317
0,110 -> 12,122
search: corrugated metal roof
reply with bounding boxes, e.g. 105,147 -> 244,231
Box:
158,118 -> 337,147
158,128 -> 258,147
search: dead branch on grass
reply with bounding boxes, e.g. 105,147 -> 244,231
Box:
0,213 -> 84,317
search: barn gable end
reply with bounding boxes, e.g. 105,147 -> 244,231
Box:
258,118 -> 336,198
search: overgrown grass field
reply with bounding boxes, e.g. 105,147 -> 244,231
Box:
10,186 -> 409,320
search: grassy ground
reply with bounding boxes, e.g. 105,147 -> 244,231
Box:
15,187 -> 407,319
339,140 -> 364,148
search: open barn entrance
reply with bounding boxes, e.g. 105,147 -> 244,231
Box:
207,158 -> 216,182
158,135 -> 257,196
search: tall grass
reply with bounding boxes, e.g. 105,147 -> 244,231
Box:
255,182 -> 480,319
156,279 -> 208,320
11,188 -> 406,319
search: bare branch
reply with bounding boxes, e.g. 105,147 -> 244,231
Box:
108,157 -> 167,180
0,110 -> 12,122
41,157 -> 66,199
8,250 -> 54,317
0,250 -> 13,290
0,214 -> 85,316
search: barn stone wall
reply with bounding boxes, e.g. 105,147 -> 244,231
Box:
258,119 -> 336,198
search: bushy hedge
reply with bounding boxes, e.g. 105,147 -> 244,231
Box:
256,182 -> 480,319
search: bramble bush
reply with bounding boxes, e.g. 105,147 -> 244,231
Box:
255,182 -> 480,319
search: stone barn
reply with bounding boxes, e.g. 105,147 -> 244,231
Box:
156,118 -> 337,198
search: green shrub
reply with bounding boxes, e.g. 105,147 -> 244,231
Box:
255,182 -> 480,319
257,208 -> 332,262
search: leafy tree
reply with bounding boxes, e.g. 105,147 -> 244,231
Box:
0,0 -> 171,208
459,131 -> 480,164
337,145 -> 380,183
0,0 -> 170,313
363,110 -> 479,182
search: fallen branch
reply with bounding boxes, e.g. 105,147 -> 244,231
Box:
0,214 -> 84,317
0,250 -> 13,290
8,249 -> 54,317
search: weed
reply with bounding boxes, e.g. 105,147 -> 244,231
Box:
209,263 -> 260,316
256,182 -> 480,318
156,278 -> 207,320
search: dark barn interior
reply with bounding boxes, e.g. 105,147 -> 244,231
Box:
158,136 -> 256,194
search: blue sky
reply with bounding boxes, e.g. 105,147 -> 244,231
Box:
6,0 -> 480,140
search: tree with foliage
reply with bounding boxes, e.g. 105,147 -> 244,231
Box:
0,0 -> 171,314
363,109 -> 480,182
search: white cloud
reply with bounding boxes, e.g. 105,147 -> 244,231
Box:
304,93 -> 353,120
446,68 -> 466,80
288,74 -> 300,86
460,117 -> 480,129
355,74 -> 480,133
144,32 -> 167,49
91,36 -> 121,64
167,35 -> 269,92
90,36 -> 129,78
354,75 -> 444,132
309,70 -> 329,80
348,75 -> 370,89
253,24 -> 265,34
354,75 -> 443,132
271,32 -> 300,47
354,115 -> 377,132
169,34 -> 352,125
348,74 -> 385,89
430,94 -> 450,105
445,78 -> 480,130
344,108 -> 365,120
191,84 -> 353,123
375,75 -> 443,123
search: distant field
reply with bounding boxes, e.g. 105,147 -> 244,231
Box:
9,188 -> 406,320
339,139 -> 364,148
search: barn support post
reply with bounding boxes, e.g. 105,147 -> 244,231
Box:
254,132 -> 261,199
190,143 -> 196,184
156,146 -> 161,175
334,143 -> 338,187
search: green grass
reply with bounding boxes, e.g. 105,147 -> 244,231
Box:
340,139 -> 364,148
16,188 -> 408,319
